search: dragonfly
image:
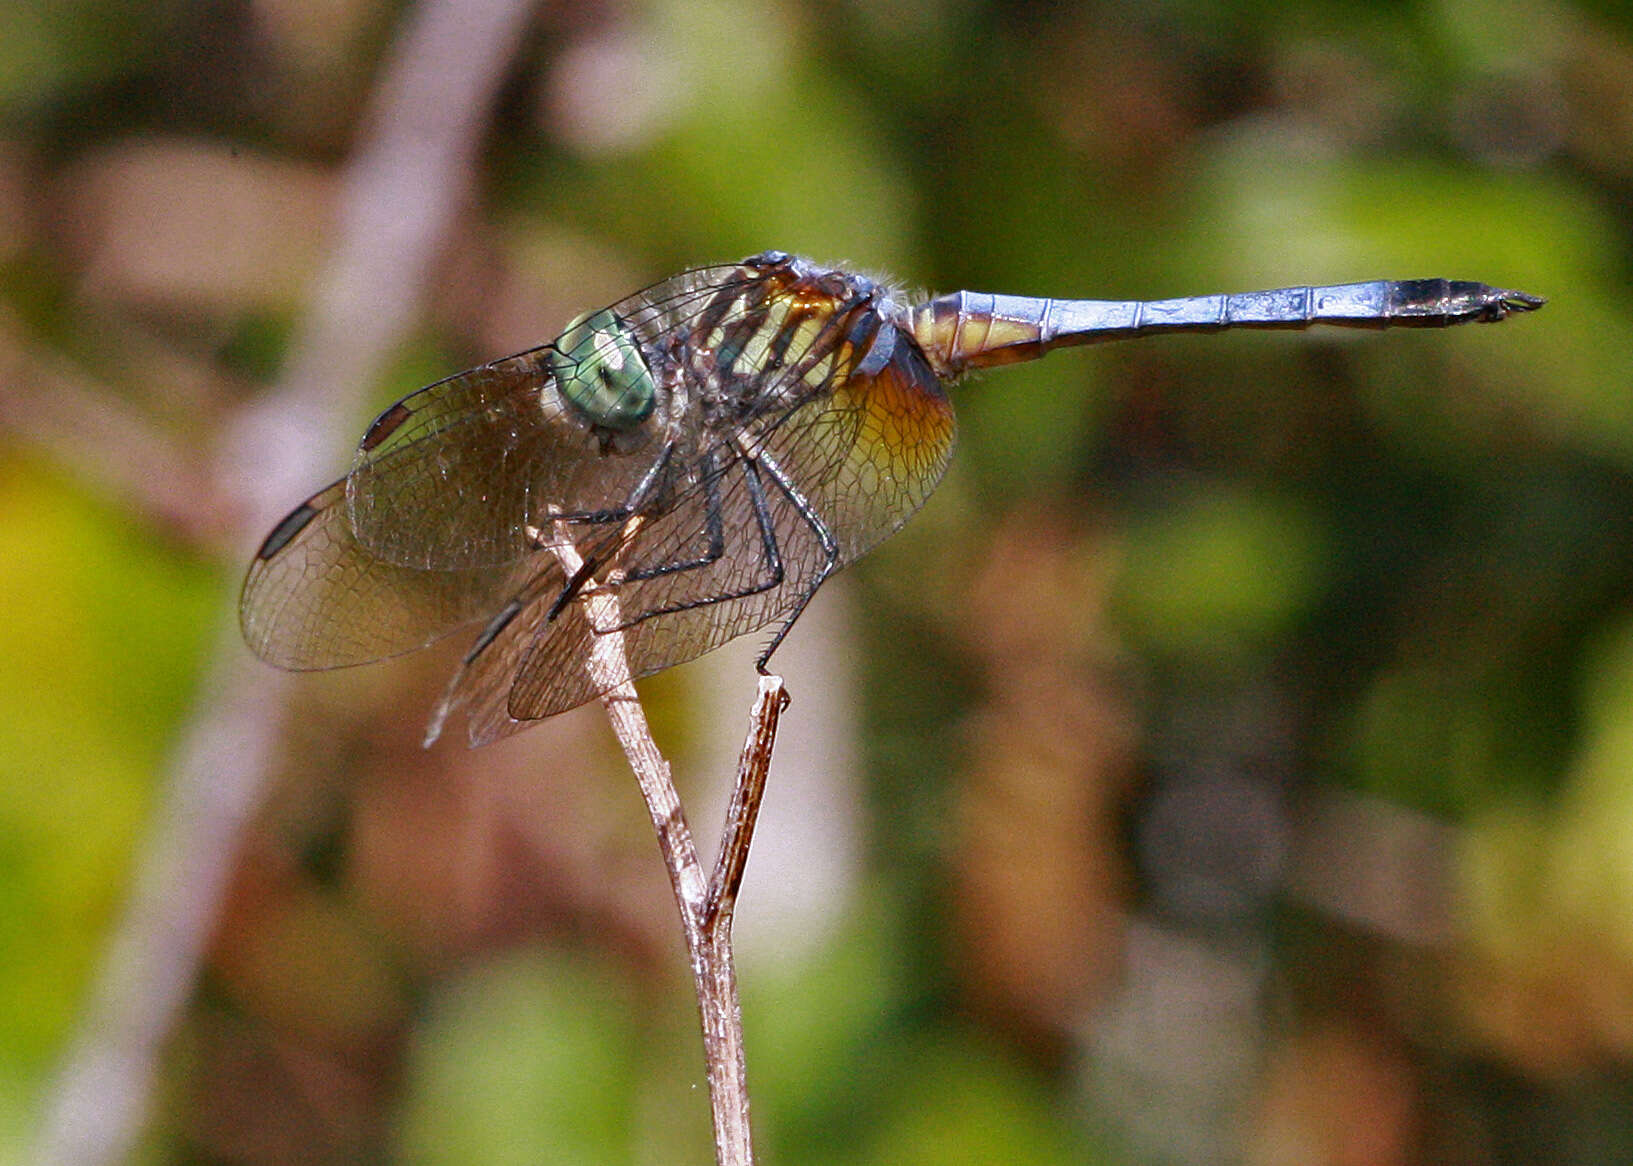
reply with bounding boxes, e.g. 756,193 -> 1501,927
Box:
241,251 -> 1543,746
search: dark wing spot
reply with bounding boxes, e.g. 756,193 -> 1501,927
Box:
360,401 -> 413,451
464,598 -> 525,664
256,502 -> 320,560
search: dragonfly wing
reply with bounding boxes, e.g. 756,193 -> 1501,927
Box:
240,478 -> 526,669
342,349 -> 651,570
425,572 -> 592,746
448,339 -> 958,738
345,263 -> 768,571
759,331 -> 959,564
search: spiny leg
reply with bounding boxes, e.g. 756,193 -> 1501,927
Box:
550,440 -> 679,528
599,452 -> 788,633
618,447 -> 732,584
546,445 -> 738,622
750,446 -> 840,671
543,440 -> 688,620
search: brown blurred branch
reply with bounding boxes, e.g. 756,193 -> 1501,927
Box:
0,319 -> 221,541
32,1 -> 540,1162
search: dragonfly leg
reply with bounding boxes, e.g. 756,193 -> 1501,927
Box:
617,448 -> 732,583
750,447 -> 839,670
596,452 -> 788,632
543,442 -> 697,621
547,441 -> 679,527
547,446 -> 746,623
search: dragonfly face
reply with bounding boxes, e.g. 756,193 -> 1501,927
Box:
242,251 -> 1540,746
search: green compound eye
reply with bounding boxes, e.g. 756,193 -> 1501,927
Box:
549,308 -> 656,431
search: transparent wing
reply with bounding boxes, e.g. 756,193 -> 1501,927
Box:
344,262 -> 769,570
240,478 -> 528,669
433,339 -> 957,743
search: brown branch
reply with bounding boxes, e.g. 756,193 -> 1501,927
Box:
32,2 -> 540,1162
548,530 -> 783,1166
601,670 -> 784,1166
707,677 -> 789,929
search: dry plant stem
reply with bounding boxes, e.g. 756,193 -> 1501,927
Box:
707,679 -> 789,928
606,678 -> 783,1166
551,533 -> 782,1166
31,2 -> 540,1163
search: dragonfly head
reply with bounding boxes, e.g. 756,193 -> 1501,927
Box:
549,308 -> 658,432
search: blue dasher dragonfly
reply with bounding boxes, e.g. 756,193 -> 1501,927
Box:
241,251 -> 1542,745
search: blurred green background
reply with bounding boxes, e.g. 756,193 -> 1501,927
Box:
2,0 -> 1627,1162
